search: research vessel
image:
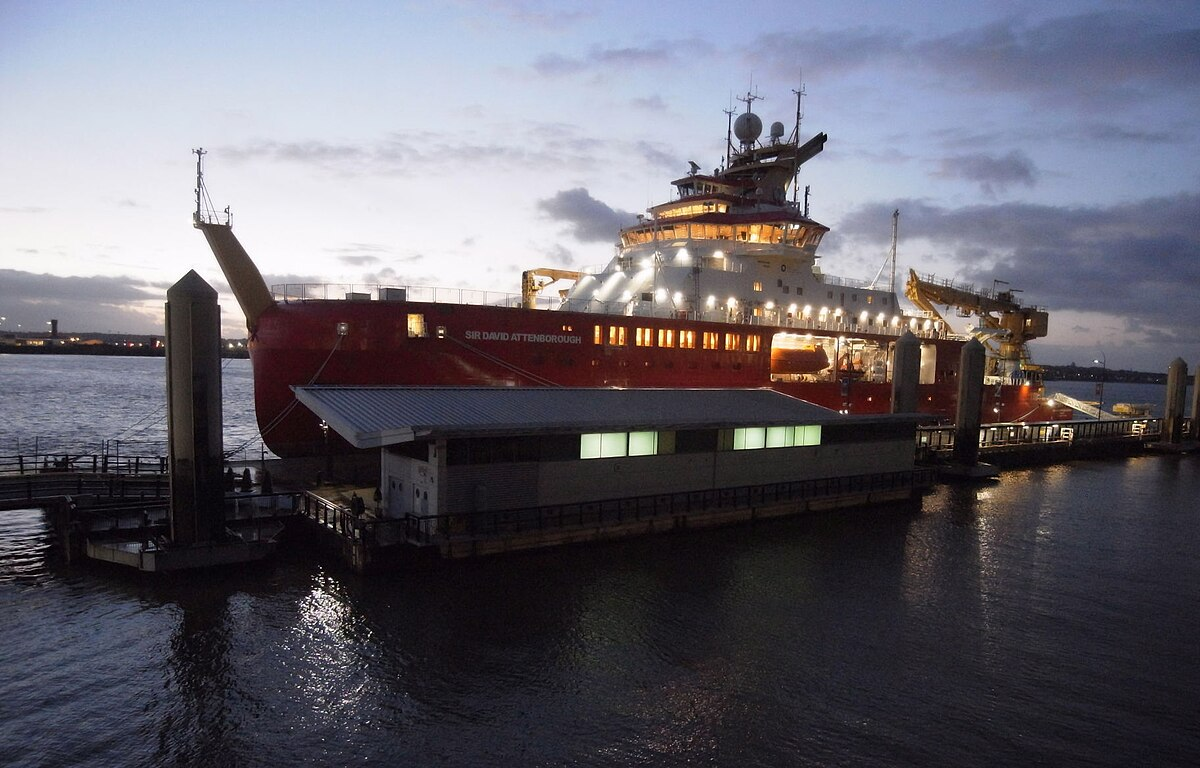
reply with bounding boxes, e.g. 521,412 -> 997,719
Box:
195,92 -> 1067,457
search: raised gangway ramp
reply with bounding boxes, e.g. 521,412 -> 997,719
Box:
1050,392 -> 1113,420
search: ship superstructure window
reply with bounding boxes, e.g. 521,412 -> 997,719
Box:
746,335 -> 761,352
658,328 -> 675,347
407,314 -> 427,338
635,328 -> 654,347
679,330 -> 696,349
580,430 -> 660,459
594,325 -> 603,345
608,326 -> 627,346
702,331 -> 720,350
753,281 -> 763,292
724,333 -> 740,351
733,425 -> 822,450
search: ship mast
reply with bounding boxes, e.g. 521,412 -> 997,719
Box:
791,84 -> 805,204
890,209 -> 899,296
193,147 -> 206,224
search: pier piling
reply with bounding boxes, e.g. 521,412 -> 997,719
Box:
952,339 -> 986,467
1191,363 -> 1200,442
1163,358 -> 1188,444
891,330 -> 920,414
166,271 -> 227,544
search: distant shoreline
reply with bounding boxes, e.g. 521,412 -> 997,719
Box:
0,344 -> 249,359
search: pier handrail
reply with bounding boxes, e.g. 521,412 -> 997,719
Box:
398,467 -> 933,546
916,416 -> 1166,455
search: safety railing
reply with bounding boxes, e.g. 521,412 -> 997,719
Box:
400,468 -> 933,546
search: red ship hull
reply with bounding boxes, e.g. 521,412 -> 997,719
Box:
248,299 -> 1068,457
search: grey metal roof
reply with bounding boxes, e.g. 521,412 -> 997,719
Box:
293,386 -> 858,449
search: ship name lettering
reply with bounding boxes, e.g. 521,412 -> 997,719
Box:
465,330 -> 581,344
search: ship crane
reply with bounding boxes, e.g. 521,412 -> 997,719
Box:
521,267 -> 583,309
904,269 -> 1049,381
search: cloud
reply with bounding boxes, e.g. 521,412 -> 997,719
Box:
467,0 -> 591,30
536,187 -> 637,242
915,13 -> 1200,108
833,192 -> 1200,350
749,12 -> 1199,111
0,206 -> 48,214
220,121 -> 674,179
532,44 -> 682,77
631,94 -> 668,112
0,270 -> 165,334
324,242 -> 396,267
934,150 -> 1038,195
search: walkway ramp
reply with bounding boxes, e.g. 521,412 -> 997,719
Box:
1050,392 -> 1114,420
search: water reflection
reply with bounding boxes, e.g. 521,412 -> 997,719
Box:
157,586 -> 236,765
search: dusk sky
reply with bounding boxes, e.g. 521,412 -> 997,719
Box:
2,1 -> 1197,372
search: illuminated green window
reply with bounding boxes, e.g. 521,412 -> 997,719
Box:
733,427 -> 766,450
765,426 -> 790,448
794,425 -> 822,446
581,432 -> 629,459
627,431 -> 658,456
734,425 -> 822,450
581,430 -> 660,459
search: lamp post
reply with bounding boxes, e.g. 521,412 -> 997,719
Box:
1093,353 -> 1106,419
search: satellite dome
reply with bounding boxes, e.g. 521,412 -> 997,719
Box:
770,121 -> 785,139
733,112 -> 763,144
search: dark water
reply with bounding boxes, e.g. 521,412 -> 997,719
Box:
0,354 -> 266,459
1,357 -> 1199,766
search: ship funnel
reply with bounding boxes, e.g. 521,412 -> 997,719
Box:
194,221 -> 275,331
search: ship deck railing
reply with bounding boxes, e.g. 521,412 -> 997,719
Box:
270,283 -> 955,340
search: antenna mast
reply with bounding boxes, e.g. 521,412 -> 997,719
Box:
193,148 -> 207,223
889,209 -> 900,295
791,82 -> 805,204
724,105 -> 735,168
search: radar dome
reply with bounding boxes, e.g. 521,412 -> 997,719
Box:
733,112 -> 763,144
770,121 -> 785,139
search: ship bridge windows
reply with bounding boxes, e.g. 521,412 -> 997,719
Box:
635,327 -> 655,347
679,330 -> 696,349
608,326 -> 628,346
658,328 -> 675,348
407,314 -> 427,338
